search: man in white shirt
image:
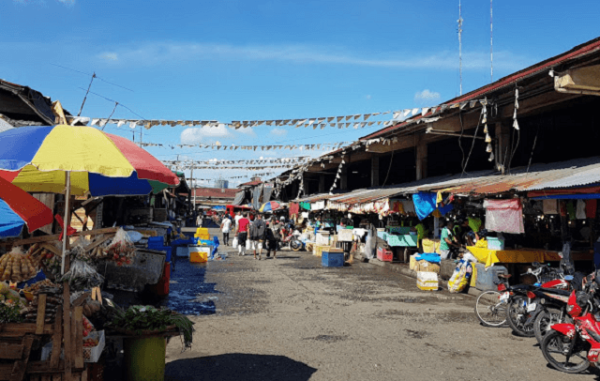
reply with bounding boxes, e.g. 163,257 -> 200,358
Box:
221,215 -> 232,246
234,212 -> 243,233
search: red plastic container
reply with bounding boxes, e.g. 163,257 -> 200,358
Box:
377,247 -> 393,262
150,262 -> 170,296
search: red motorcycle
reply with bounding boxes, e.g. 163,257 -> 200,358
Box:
540,276 -> 600,373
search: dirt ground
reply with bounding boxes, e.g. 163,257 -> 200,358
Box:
164,230 -> 599,381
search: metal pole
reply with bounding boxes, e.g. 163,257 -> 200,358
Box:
458,0 -> 463,95
490,0 -> 494,82
61,171 -> 71,275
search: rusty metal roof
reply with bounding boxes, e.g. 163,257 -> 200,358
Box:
304,157 -> 600,206
296,193 -> 338,203
418,157 -> 600,195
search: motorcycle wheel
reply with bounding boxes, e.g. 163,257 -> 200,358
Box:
534,307 -> 572,345
505,295 -> 535,337
290,240 -> 303,252
541,330 -> 589,374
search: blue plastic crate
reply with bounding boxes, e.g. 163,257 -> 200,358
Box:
322,251 -> 344,267
148,236 -> 165,246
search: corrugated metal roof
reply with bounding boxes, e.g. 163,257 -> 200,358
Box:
418,157 -> 600,195
296,193 -> 338,203
306,157 -> 600,207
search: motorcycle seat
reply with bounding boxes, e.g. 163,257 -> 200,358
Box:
539,288 -> 571,297
497,274 -> 512,279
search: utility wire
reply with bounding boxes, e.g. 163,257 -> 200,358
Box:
78,72 -> 96,116
76,87 -> 146,120
51,63 -> 134,92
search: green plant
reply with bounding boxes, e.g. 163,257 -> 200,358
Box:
110,306 -> 194,348
0,303 -> 24,323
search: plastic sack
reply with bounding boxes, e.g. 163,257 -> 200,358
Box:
448,260 -> 473,293
59,260 -> 104,290
232,237 -> 238,249
106,228 -> 136,265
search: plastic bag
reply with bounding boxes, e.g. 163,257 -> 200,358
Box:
106,228 -> 136,265
448,260 -> 472,293
231,237 -> 238,249
59,260 -> 104,290
70,237 -> 91,261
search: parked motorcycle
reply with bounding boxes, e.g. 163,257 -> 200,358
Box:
504,262 -> 575,337
540,273 -> 600,374
279,228 -> 304,252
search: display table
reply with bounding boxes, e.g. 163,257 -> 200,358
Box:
387,234 -> 417,247
467,246 -> 593,268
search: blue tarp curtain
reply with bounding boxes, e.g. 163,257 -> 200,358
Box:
412,192 -> 454,220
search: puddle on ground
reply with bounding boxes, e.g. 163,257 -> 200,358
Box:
162,259 -> 219,315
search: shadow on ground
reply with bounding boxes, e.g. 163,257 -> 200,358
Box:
165,353 -> 317,381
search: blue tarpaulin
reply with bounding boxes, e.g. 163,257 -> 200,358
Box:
0,199 -> 25,238
412,192 -> 454,220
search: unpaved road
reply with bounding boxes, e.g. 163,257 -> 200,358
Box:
164,232 -> 598,381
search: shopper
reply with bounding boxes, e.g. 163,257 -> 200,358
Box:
266,217 -> 283,259
249,213 -> 267,260
439,220 -> 459,259
237,213 -> 250,256
220,214 -> 232,246
234,211 -> 243,232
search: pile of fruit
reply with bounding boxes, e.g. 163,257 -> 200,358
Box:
21,284 -> 62,323
0,249 -> 37,283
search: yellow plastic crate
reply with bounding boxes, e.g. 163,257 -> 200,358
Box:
190,247 -> 210,263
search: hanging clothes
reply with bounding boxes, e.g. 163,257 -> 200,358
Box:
543,199 -> 559,214
467,217 -> 482,233
401,200 -> 415,215
289,202 -> 300,218
483,199 -> 525,234
566,201 -> 576,221
586,200 -> 597,219
576,200 -> 587,220
389,199 -> 405,214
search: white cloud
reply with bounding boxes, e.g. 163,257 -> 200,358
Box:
96,42 -> 528,72
270,128 -> 287,137
180,124 -> 233,144
414,89 -> 441,103
99,52 -> 118,61
57,0 -> 74,4
365,95 -> 372,100
237,127 -> 256,137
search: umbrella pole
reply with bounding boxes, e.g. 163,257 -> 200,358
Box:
61,171 -> 71,275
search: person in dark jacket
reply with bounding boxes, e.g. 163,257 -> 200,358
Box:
249,214 -> 267,260
266,217 -> 283,259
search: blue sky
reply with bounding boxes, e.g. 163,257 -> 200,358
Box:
2,0 -> 599,185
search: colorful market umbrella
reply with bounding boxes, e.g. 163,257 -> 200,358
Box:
0,125 -> 179,196
0,176 -> 53,238
0,125 -> 179,272
259,201 -> 284,213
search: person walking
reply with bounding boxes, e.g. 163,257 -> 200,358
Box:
234,211 -> 242,232
220,214 -> 232,246
266,217 -> 283,259
249,213 -> 267,260
237,213 -> 250,256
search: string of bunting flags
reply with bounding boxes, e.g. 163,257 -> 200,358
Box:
139,142 -> 351,151
162,156 -> 311,166
78,98 -> 490,131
